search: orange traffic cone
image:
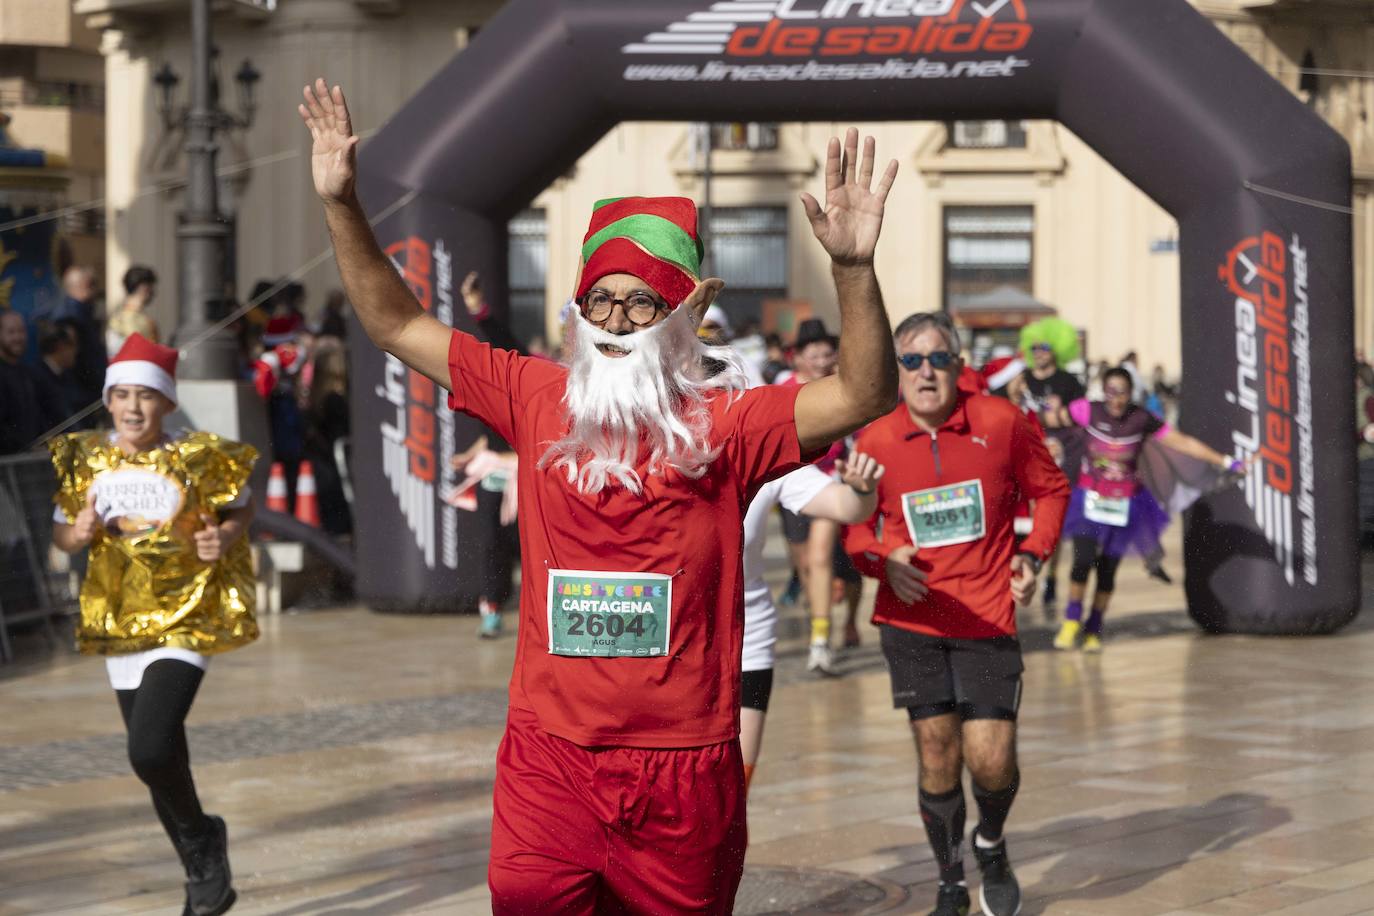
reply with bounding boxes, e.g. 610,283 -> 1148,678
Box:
295,460 -> 321,529
266,462 -> 289,514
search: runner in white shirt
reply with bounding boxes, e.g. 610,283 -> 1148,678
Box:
740,452 -> 884,793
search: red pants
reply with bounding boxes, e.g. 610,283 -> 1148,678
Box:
489,706 -> 747,914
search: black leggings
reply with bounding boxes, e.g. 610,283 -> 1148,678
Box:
1070,536 -> 1122,594
116,659 -> 207,843
741,669 -> 774,713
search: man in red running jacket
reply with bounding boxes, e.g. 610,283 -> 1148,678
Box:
847,311 -> 1069,916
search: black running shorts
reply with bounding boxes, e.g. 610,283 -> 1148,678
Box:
878,625 -> 1023,721
831,538 -> 861,584
780,507 -> 811,544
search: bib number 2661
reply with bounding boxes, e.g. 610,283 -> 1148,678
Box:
547,570 -> 672,658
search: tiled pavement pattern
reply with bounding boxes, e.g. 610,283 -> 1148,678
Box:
0,690 -> 508,792
5,528 -> 1374,914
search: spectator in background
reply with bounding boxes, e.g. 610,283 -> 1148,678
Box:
761,332 -> 788,385
253,317 -> 308,510
303,338 -> 353,536
731,317 -> 769,384
36,267 -> 106,405
1357,355 -> 1374,542
0,311 -> 55,453
279,281 -> 308,333
698,305 -> 764,387
1120,350 -> 1147,403
317,289 -> 349,339
33,322 -> 90,430
106,265 -> 160,354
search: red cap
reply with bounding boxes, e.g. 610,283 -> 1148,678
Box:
104,333 -> 178,405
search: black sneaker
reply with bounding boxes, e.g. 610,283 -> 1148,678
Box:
929,881 -> 970,916
1146,561 -> 1173,584
972,832 -> 1021,916
180,815 -> 236,916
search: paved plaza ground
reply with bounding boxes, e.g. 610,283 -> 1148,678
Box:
4,527 -> 1374,915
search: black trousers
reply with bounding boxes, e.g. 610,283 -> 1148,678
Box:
115,659 -> 207,844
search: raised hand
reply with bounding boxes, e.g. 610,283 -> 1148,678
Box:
800,127 -> 898,267
194,513 -> 228,563
834,451 -> 885,496
298,78 -> 359,204
71,489 -> 99,547
461,271 -> 486,316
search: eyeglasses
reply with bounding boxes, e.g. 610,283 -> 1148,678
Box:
1031,343 -> 1053,352
897,351 -> 957,371
577,289 -> 667,326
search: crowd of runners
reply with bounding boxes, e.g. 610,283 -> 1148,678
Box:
42,77 -> 1247,916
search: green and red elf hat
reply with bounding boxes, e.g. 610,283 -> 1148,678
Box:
574,196 -> 704,309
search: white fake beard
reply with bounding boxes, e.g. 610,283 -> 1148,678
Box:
538,304 -> 748,495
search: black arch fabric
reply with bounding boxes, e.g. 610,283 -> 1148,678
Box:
349,0 -> 1357,634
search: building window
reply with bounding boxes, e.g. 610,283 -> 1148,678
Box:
704,206 -> 787,322
508,208 -> 547,346
943,206 -> 1034,310
947,120 -> 1028,150
710,122 -> 780,152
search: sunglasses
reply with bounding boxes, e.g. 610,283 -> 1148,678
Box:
897,351 -> 957,371
1031,343 -> 1053,352
1103,386 -> 1131,397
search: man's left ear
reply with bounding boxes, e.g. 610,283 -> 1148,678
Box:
682,278 -> 725,328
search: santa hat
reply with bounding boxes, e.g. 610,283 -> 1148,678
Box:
575,197 -> 703,309
104,333 -> 178,405
263,315 -> 302,347
981,356 -> 1026,392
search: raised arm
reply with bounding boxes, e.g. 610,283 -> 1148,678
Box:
1157,427 -> 1239,471
799,452 -> 883,524
299,79 -> 451,388
794,129 -> 901,453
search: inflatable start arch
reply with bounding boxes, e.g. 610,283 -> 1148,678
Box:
350,0 -> 1358,635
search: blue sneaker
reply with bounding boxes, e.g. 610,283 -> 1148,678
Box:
478,611 -> 503,639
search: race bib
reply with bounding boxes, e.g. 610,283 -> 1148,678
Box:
547,570 -> 672,658
902,479 -> 986,549
1084,490 -> 1131,527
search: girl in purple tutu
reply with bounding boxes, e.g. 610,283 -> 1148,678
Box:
1041,367 -> 1241,651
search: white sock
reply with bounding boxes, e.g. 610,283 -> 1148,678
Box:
975,830 -> 1002,849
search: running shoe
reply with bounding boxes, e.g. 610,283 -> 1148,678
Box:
973,833 -> 1022,916
1082,633 -> 1103,654
1052,620 -> 1080,651
780,572 -> 802,607
807,642 -> 837,676
478,612 -> 503,639
180,815 -> 235,916
929,882 -> 970,915
1146,561 -> 1173,584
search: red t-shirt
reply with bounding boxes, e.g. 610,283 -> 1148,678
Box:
447,331 -> 804,748
845,394 -> 1070,639
778,373 -> 845,472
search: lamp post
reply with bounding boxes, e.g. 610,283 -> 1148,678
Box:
155,0 -> 259,378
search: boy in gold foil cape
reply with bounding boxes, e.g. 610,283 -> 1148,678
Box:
50,333 -> 256,916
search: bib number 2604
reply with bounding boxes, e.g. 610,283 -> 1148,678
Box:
547,570 -> 672,658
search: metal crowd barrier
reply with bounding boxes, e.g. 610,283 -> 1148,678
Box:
0,451 -> 72,662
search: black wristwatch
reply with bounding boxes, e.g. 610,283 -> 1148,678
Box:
1015,551 -> 1043,575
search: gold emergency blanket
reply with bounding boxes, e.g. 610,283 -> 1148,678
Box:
50,431 -> 259,656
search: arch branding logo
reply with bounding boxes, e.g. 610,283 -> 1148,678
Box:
622,0 -> 1033,81
1217,230 -> 1317,586
379,234 -> 460,571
